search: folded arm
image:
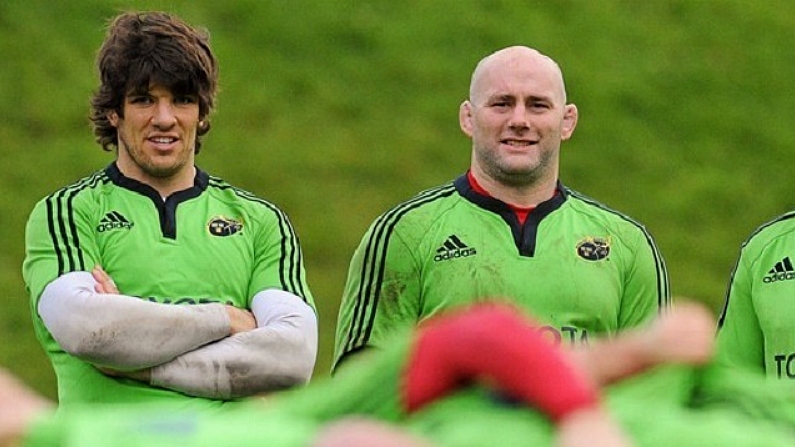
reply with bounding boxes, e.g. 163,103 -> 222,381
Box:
570,300 -> 715,387
149,289 -> 318,398
38,271 -> 232,369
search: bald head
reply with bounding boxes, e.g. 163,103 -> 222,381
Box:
468,46 -> 568,106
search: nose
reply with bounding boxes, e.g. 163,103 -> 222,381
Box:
508,105 -> 530,130
151,102 -> 176,129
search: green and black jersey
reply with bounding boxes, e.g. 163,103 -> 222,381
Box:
717,210 -> 795,379
334,175 -> 669,369
23,163 -> 313,407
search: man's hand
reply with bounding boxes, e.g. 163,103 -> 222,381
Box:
226,305 -> 256,335
92,265 -> 119,294
313,417 -> 435,447
0,368 -> 53,447
556,407 -> 633,447
569,299 -> 716,387
641,300 -> 715,366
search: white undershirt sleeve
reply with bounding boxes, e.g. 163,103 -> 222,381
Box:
38,271 -> 230,369
150,289 -> 318,399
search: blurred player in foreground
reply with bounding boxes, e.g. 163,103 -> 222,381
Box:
6,299 -> 795,447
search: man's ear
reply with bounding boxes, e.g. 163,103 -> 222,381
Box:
459,101 -> 474,137
107,111 -> 119,127
561,104 -> 578,141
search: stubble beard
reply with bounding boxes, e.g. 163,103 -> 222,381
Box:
477,147 -> 550,188
119,134 -> 188,180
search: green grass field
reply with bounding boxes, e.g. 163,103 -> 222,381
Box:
3,0 -> 795,399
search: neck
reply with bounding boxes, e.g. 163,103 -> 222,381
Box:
115,161 -> 196,199
147,172 -> 195,199
469,170 -> 557,208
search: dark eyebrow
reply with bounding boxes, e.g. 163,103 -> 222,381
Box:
125,92 -> 151,101
489,93 -> 555,103
126,86 -> 152,97
490,94 -> 515,103
526,94 -> 554,103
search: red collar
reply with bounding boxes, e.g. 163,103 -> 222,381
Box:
467,171 -> 534,225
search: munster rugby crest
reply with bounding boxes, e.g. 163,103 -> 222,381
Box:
208,216 -> 243,237
576,237 -> 610,261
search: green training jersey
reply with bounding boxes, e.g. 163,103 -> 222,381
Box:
716,211 -> 795,379
334,175 -> 669,368
23,163 -> 313,408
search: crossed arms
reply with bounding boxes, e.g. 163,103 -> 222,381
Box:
38,266 -> 318,399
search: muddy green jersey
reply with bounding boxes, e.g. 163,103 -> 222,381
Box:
334,175 -> 669,369
23,163 -> 313,407
717,211 -> 795,378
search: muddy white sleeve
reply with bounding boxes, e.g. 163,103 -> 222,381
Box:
38,271 -> 230,369
150,289 -> 318,399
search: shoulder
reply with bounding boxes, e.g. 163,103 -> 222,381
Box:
30,170 -> 112,215
205,175 -> 288,217
739,210 -> 795,253
368,181 -> 460,232
563,186 -> 652,235
202,176 -> 304,243
560,187 -> 663,257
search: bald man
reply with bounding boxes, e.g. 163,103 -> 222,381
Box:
333,46 -> 670,371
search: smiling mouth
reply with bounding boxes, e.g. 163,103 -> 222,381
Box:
502,140 -> 534,147
149,137 -> 178,144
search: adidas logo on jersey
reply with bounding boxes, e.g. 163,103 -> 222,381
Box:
433,235 -> 477,262
96,211 -> 133,232
763,256 -> 795,283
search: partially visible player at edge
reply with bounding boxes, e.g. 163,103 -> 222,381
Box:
716,210 -> 795,379
22,11 -> 317,409
333,45 -> 669,370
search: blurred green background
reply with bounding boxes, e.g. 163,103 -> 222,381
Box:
2,0 -> 794,399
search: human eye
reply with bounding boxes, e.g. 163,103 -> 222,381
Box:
489,97 -> 513,110
128,94 -> 153,105
174,95 -> 198,106
528,98 -> 552,111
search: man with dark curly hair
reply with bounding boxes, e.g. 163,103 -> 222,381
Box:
22,11 -> 317,410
